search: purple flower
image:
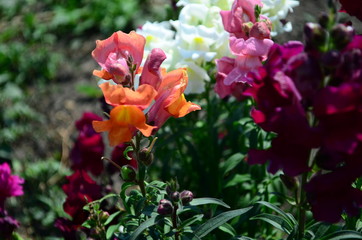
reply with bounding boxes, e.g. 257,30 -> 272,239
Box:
0,163 -> 24,211
70,112 -> 105,176
0,215 -> 20,239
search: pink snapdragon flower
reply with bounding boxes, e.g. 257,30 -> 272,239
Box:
223,36 -> 273,86
0,163 -> 24,211
92,31 -> 146,84
220,0 -> 263,39
216,0 -> 274,99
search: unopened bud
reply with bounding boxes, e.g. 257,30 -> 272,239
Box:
242,22 -> 254,36
318,12 -> 329,29
120,165 -> 136,182
180,190 -> 193,205
321,50 -> 341,67
250,21 -> 271,39
171,191 -> 180,202
280,174 -> 297,190
99,211 -> 109,223
157,199 -> 173,215
330,24 -> 354,50
304,23 -> 327,50
139,148 -> 154,166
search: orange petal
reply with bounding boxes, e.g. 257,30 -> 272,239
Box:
93,69 -> 114,80
108,125 -> 132,146
111,105 -> 156,136
100,83 -> 157,109
158,68 -> 188,95
92,120 -> 112,132
167,94 -> 201,118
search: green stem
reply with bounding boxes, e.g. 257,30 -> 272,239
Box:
134,133 -> 147,197
172,204 -> 180,240
297,172 -> 308,240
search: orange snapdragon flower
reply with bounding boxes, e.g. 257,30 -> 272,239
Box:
99,82 -> 157,110
147,67 -> 201,128
92,105 -> 156,146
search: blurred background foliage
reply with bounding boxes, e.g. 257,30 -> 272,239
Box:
0,0 -> 174,238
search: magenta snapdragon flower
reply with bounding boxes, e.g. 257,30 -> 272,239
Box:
0,163 -> 24,211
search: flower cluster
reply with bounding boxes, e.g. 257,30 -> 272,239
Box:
0,162 -> 24,238
245,15 -> 362,222
70,112 -> 105,176
136,0 -> 299,94
215,0 -> 274,99
91,31 -> 200,146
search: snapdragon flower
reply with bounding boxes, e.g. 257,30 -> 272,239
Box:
136,0 -> 298,94
261,0 -> 299,36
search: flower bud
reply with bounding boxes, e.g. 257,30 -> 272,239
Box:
157,199 -> 173,215
139,148 -> 154,166
99,211 -> 109,223
318,12 -> 329,29
120,165 -> 136,182
321,50 -> 341,68
171,191 -> 180,202
249,21 -> 271,39
304,23 -> 327,50
180,190 -> 193,205
280,174 -> 297,190
330,24 -> 354,50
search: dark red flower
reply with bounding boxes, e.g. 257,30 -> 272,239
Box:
70,112 -> 105,176
339,0 -> 362,21
54,217 -> 78,240
305,160 -> 362,223
62,171 -> 102,224
314,83 -> 362,155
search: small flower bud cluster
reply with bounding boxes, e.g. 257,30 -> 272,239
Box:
157,188 -> 194,216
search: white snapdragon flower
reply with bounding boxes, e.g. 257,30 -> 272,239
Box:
136,21 -> 176,69
261,0 -> 300,36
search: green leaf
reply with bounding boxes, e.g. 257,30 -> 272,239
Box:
104,211 -> 122,226
179,214 -> 204,229
220,153 -> 244,176
190,198 -> 230,209
251,213 -> 293,234
192,207 -> 253,239
106,223 -> 121,239
256,201 -> 297,225
130,216 -> 160,240
319,230 -> 362,240
218,223 -> 237,236
224,174 -> 251,188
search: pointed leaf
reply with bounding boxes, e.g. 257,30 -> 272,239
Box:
319,230 -> 362,240
130,216 -> 160,240
256,201 -> 296,225
220,153 -> 244,176
193,207 -> 253,239
251,213 -> 293,234
190,198 -> 230,208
